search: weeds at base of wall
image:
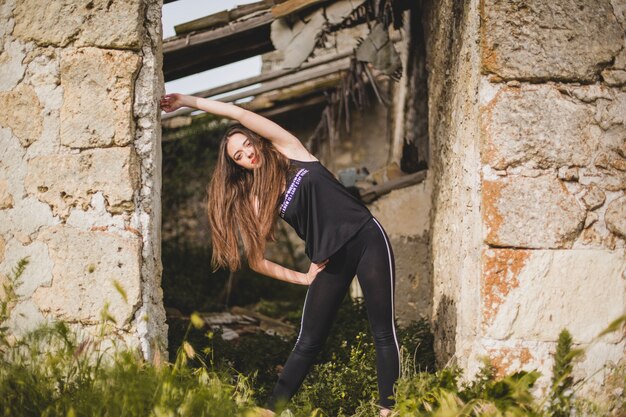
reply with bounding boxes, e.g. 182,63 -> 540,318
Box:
0,259 -> 624,417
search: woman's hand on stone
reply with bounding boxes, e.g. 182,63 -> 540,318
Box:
160,93 -> 185,113
303,259 -> 329,285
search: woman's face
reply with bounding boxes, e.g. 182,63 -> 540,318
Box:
226,132 -> 262,170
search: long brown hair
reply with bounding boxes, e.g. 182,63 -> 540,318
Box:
207,124 -> 291,271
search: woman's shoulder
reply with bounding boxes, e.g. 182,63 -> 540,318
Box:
289,158 -> 320,164
275,143 -> 318,163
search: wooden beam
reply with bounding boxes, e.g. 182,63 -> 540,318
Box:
174,1 -> 274,35
219,62 -> 347,102
255,95 -> 327,117
162,57 -> 351,120
163,12 -> 275,81
163,13 -> 274,53
271,0 -> 328,18
174,11 -> 230,35
164,34 -> 272,81
359,170 -> 427,203
190,50 -> 352,99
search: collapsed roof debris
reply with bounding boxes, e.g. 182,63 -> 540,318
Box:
162,0 -> 423,201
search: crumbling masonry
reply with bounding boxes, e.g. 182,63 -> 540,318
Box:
0,0 -> 166,358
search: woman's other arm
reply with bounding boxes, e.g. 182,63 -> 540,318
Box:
249,258 -> 328,286
160,93 -> 315,161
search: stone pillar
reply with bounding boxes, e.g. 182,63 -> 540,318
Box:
476,0 -> 626,391
0,0 -> 166,358
428,0 -> 626,393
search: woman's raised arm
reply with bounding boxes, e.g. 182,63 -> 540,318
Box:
160,93 -> 315,161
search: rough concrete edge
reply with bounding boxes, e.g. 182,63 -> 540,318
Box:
454,0 -> 484,376
131,0 -> 167,360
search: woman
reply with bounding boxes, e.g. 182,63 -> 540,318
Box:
160,93 -> 400,417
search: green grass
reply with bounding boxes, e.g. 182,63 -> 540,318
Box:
1,260 -> 624,417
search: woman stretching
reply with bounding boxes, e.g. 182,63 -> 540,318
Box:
160,93 -> 400,417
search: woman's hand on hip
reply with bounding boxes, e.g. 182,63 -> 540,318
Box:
303,259 -> 329,285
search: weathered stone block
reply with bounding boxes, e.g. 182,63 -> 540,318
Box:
367,180 -> 433,323
0,0 -> 15,48
484,342 -> 535,378
595,93 -> 626,132
606,196 -> 626,239
481,0 -> 623,81
481,85 -> 597,170
580,184 -> 606,210
13,0 -> 143,49
0,197 -> 57,242
0,84 -> 43,147
32,226 -> 141,325
0,40 -> 29,91
60,47 -> 140,149
558,167 -> 579,182
482,249 -> 529,327
477,340 -> 563,393
0,238 -> 52,298
369,180 -> 431,237
482,249 -> 626,343
25,147 -> 139,217
581,169 -> 626,193
390,235 -> 432,325
5,299 -> 46,336
584,212 -> 598,229
483,176 -> 585,248
77,1 -> 144,49
0,178 -> 13,209
602,69 -> 626,86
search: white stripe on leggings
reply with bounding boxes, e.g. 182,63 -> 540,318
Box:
294,288 -> 310,349
371,217 -> 401,378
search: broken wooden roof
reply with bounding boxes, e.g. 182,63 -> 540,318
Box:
163,0 -> 412,120
163,0 -> 333,81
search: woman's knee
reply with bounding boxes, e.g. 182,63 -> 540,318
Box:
371,330 -> 397,348
293,336 -> 324,357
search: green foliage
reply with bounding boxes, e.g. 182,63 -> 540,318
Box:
395,365 -> 544,417
287,302 -> 435,417
0,257 -> 28,351
206,328 -> 295,402
292,332 -> 378,417
2,260 -> 625,417
0,321 -> 256,417
168,298 -> 435,416
0,260 -> 257,417
547,329 -> 575,417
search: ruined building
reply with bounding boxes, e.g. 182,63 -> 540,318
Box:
0,0 -> 624,397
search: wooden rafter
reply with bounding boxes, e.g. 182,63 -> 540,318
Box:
162,55 -> 352,120
271,0 -> 329,18
174,1 -> 275,35
163,0 -> 347,81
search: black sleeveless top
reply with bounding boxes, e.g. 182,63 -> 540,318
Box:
278,159 -> 372,263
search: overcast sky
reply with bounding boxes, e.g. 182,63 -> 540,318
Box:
162,0 -> 262,95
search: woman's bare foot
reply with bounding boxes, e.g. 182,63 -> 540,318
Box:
379,407 -> 392,417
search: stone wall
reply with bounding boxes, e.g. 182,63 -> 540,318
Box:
428,0 -> 626,392
0,0 -> 166,358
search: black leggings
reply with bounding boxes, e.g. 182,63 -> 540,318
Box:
268,217 -> 400,410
